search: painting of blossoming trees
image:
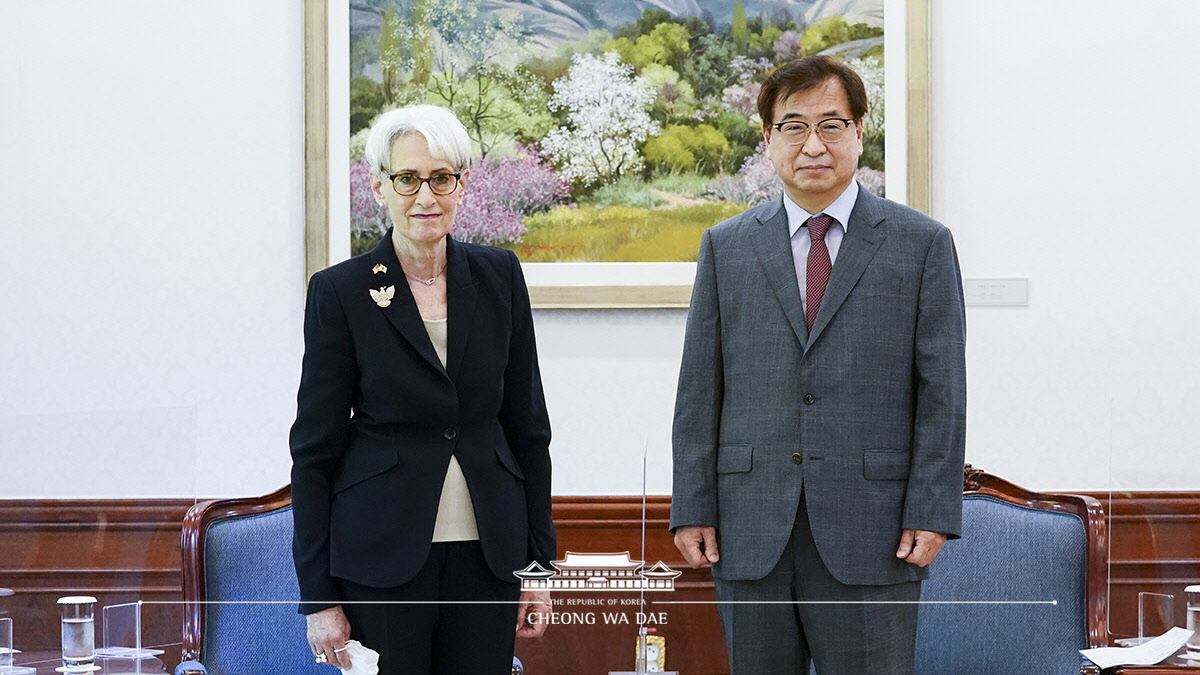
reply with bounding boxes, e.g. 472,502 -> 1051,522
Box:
348,0 -> 886,261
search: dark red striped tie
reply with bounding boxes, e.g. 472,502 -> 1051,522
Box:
805,214 -> 834,331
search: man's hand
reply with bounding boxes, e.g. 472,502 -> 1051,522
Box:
306,605 -> 352,669
674,526 -> 719,568
515,590 -> 552,638
895,529 -> 947,567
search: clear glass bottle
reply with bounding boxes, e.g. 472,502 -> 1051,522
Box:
1186,585 -> 1200,653
58,596 -> 96,670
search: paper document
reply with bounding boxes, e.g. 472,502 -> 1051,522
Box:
1080,627 -> 1194,668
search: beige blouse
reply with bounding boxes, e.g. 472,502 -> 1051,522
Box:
422,318 -> 480,542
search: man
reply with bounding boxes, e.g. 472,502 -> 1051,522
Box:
670,56 -> 966,674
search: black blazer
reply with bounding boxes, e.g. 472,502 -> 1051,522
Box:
289,231 -> 555,613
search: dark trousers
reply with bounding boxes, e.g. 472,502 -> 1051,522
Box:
338,541 -> 520,675
714,497 -> 921,675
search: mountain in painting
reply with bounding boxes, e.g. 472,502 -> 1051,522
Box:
351,0 -> 882,44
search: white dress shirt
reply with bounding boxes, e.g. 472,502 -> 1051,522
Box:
785,180 -> 859,314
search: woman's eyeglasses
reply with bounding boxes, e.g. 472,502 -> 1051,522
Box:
387,172 -> 462,196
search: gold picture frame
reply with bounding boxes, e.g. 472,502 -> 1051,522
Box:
303,0 -> 931,309
635,633 -> 668,671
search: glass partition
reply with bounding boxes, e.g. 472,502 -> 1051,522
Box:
0,617 -> 37,675
1106,391 -> 1200,666
1,254 -> 301,672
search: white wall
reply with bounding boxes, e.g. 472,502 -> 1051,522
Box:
931,1 -> 1200,491
3,1 -> 1198,498
0,1 -> 306,498
536,310 -> 685,495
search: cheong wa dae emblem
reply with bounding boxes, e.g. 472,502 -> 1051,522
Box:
514,552 -> 681,591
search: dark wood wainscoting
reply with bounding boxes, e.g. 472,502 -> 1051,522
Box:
1,492 -> 1198,674
0,499 -> 194,655
1084,492 -> 1200,640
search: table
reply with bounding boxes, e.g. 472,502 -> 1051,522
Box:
1094,653 -> 1200,673
1113,662 -> 1200,667
11,651 -> 167,675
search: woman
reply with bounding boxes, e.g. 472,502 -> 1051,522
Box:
290,104 -> 554,674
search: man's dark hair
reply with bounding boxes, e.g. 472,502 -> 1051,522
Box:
756,56 -> 869,127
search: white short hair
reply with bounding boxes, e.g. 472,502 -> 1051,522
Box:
363,105 -> 473,177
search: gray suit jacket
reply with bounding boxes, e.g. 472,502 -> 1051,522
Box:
670,185 -> 966,585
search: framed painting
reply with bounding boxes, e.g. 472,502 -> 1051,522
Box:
304,0 -> 930,308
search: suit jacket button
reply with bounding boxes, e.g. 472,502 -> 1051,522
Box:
804,393 -> 816,405
791,452 -> 803,464
443,428 -> 457,440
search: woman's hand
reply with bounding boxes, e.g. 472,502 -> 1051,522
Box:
515,590 -> 551,638
307,605 -> 352,669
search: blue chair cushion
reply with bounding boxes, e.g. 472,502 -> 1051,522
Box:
914,494 -> 1088,674
202,506 -> 327,675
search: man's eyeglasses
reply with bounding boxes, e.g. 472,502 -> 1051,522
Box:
770,118 -> 857,145
387,172 -> 462,196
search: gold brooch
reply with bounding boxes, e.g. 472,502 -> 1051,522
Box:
372,263 -> 387,274
369,285 -> 395,308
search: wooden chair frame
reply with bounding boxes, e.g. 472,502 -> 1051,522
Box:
179,485 -> 294,662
